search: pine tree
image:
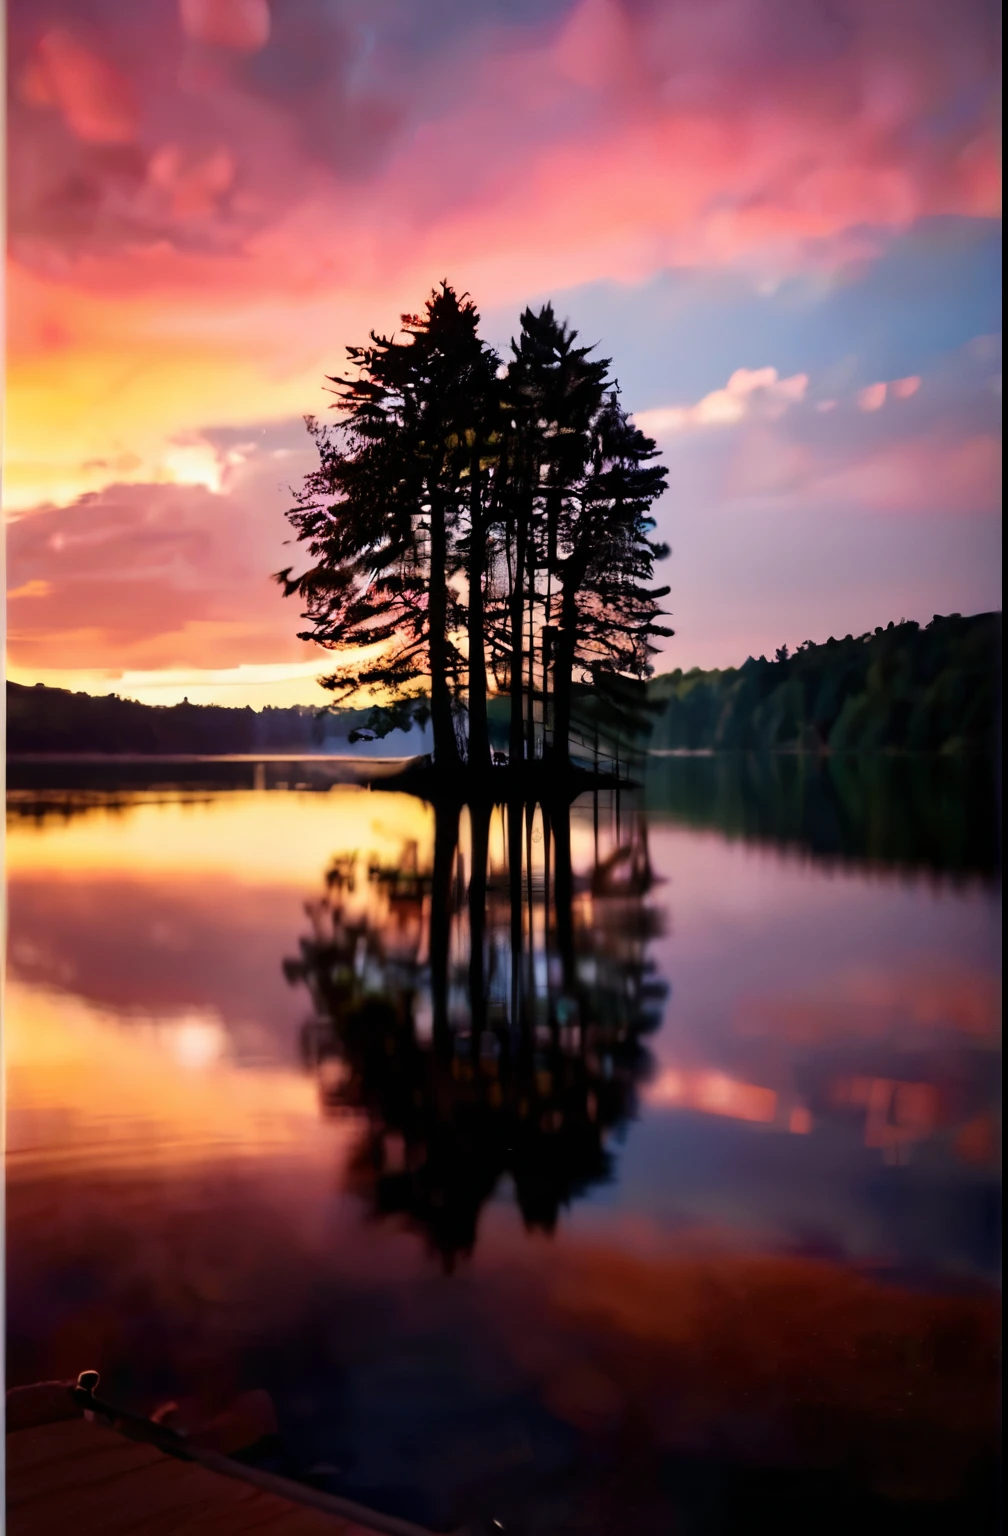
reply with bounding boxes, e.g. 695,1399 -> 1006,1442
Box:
551,393 -> 671,769
280,282 -> 671,787
278,284 -> 500,771
493,305 -> 610,766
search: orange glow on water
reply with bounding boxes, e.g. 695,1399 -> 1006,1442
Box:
4,981 -> 343,1179
646,1067 -> 778,1124
4,788 -> 434,885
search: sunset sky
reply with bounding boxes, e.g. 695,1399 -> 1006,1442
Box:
4,0 -> 1002,707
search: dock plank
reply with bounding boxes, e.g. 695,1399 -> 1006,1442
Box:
6,1418 -> 165,1499
6,1419 -> 375,1536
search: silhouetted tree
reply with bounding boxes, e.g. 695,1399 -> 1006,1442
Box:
278,284 -> 501,771
280,281 -> 671,784
550,392 -> 671,769
493,305 -> 610,767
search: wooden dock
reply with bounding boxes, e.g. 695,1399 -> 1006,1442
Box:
6,1411 -> 443,1536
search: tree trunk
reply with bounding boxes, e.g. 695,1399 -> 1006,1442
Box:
509,493 -> 530,771
551,547 -> 591,771
526,538 -> 536,763
551,586 -> 579,772
428,487 -> 460,771
542,485 -> 560,763
466,449 -> 490,774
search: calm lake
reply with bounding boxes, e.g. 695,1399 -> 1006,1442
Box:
5,756 -> 1001,1534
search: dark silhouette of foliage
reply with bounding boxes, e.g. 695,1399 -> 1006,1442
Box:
277,283 -> 502,772
491,303 -> 612,770
278,283 -> 672,784
5,682 -> 356,755
648,612 -> 1001,757
549,391 -> 671,767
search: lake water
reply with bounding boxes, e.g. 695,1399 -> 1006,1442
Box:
5,757 -> 1001,1534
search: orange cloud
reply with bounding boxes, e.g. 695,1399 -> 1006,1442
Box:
7,579 -> 53,601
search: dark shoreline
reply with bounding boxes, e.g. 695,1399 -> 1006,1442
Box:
4,751 -> 636,804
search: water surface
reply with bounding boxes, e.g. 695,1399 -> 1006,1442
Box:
5,758 -> 1001,1533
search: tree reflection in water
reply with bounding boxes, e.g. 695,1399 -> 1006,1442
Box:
284,795 -> 665,1265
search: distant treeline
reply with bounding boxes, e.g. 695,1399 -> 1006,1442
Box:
648,612 -> 1001,755
7,611 -> 1000,758
5,683 -> 374,755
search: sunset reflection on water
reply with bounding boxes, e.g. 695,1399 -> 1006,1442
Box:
5,777 -> 1001,1532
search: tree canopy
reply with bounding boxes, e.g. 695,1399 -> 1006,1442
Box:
278,282 -> 671,788
648,612 -> 1001,756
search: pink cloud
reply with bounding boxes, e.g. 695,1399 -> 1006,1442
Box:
638,367 -> 808,434
858,381 -> 887,412
5,429 -> 320,671
803,433 -> 1000,517
554,0 -> 635,92
6,0 -> 1000,293
147,143 -> 237,220
20,28 -> 138,145
643,341 -> 1000,520
179,0 -> 271,53
854,374 -> 922,413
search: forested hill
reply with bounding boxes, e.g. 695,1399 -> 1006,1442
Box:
648,612 -> 1001,754
5,685 -> 375,755
6,611 -> 1000,757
